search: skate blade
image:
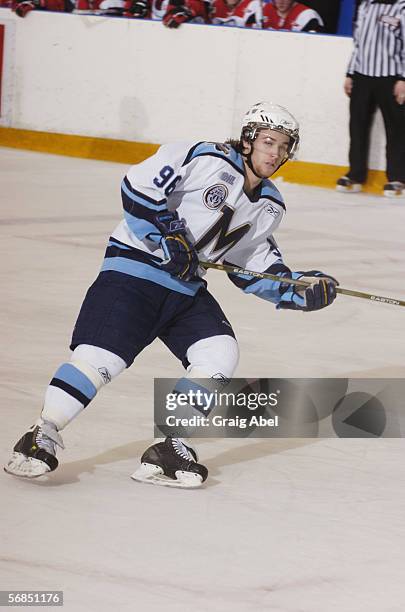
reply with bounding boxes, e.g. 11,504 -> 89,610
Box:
384,191 -> 404,198
131,462 -> 204,489
336,185 -> 362,193
4,452 -> 51,479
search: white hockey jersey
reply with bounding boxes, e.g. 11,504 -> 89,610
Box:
103,141 -> 290,303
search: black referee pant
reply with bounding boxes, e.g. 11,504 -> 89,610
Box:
347,73 -> 405,184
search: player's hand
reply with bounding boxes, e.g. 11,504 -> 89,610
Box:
124,0 -> 148,17
13,0 -> 40,17
277,270 -> 339,312
393,80 -> 405,105
163,0 -> 193,27
344,77 -> 353,97
153,211 -> 199,281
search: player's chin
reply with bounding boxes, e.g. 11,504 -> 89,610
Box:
259,164 -> 278,178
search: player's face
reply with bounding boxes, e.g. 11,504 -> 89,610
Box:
248,130 -> 291,178
274,0 -> 294,13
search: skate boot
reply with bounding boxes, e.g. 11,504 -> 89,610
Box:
383,181 -> 405,198
131,437 -> 208,489
336,176 -> 362,193
4,420 -> 64,478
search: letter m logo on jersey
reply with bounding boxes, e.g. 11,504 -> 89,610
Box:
195,205 -> 251,255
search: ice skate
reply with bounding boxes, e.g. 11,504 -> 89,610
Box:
336,176 -> 362,193
383,181 -> 405,198
4,420 -> 64,479
131,437 -> 208,489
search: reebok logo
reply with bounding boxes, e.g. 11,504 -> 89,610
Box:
98,367 -> 112,384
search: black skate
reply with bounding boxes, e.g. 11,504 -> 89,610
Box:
4,420 -> 64,479
131,437 -> 208,489
336,176 -> 362,193
383,181 -> 405,198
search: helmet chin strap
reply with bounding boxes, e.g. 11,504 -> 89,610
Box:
244,150 -> 264,179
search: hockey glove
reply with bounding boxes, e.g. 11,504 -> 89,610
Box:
124,0 -> 148,16
163,0 -> 194,27
152,211 -> 199,281
13,0 -> 41,16
277,270 -> 339,312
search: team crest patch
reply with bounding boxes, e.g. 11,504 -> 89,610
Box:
203,184 -> 229,209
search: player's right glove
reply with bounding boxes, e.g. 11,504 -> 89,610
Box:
152,211 -> 199,281
163,0 -> 194,27
277,270 -> 339,312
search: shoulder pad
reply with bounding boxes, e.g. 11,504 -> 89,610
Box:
182,142 -> 244,174
261,179 -> 286,210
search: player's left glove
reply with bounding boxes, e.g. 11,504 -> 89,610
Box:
277,270 -> 339,312
152,211 -> 199,281
163,0 -> 194,27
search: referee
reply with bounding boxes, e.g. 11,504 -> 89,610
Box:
337,0 -> 405,197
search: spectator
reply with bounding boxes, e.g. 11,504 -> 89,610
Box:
12,0 -> 72,16
304,0 -> 340,33
263,0 -> 324,32
209,0 -> 262,26
73,0 -> 125,15
124,0 -> 169,19
163,0 -> 262,28
336,0 -> 405,197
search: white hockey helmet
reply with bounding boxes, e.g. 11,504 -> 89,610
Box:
241,101 -> 300,159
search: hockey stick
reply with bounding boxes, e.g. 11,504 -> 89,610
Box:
200,261 -> 405,308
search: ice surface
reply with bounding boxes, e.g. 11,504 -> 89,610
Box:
1,148 -> 405,612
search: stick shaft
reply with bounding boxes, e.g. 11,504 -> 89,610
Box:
200,261 -> 405,308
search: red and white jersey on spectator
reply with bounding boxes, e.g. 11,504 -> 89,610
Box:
210,0 -> 262,27
121,0 -> 168,19
263,1 -> 323,31
12,0 -> 68,10
150,0 -> 168,19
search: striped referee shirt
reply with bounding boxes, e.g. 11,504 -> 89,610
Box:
347,0 -> 405,79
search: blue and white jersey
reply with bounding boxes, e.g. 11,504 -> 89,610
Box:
103,141 -> 289,302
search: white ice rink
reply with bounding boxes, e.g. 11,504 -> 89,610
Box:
1,147 -> 405,612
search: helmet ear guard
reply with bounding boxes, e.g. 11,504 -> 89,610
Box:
241,126 -> 255,142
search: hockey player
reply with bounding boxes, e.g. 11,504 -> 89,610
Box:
209,0 -> 262,27
123,0 -> 169,20
4,102 -> 338,488
11,0 -> 73,17
263,0 -> 324,32
162,0 -> 262,28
